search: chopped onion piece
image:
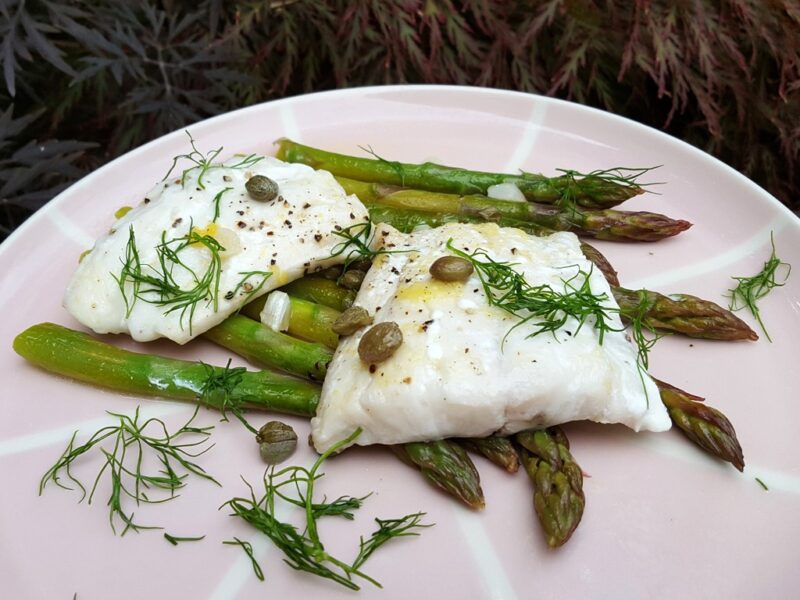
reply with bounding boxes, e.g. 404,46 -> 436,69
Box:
213,226 -> 242,258
260,291 -> 291,332
486,183 -> 526,202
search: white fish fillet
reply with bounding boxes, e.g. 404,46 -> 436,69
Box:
311,222 -> 670,452
64,155 -> 368,344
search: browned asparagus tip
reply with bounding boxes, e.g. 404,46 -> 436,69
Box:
655,379 -> 745,471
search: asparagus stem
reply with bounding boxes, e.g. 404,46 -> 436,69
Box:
655,379 -> 745,471
13,323 -> 320,417
459,436 -> 520,473
339,176 -> 689,242
614,287 -> 758,341
392,440 -> 485,510
280,277 -> 356,312
515,428 -> 585,548
243,294 -> 340,349
276,138 -> 642,209
203,314 -> 332,381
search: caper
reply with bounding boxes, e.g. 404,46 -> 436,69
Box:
256,421 -> 297,464
331,306 -> 373,336
429,256 -> 474,282
245,175 -> 279,202
340,269 -> 366,290
358,321 -> 403,364
317,265 -> 343,281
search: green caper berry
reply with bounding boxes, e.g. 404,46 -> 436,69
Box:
245,175 -> 279,202
256,421 -> 297,464
340,269 -> 366,290
358,321 -> 403,364
429,256 -> 474,282
331,306 -> 373,336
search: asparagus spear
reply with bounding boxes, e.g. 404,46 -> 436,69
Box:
276,138 -> 644,209
392,441 -> 485,510
13,323 -> 320,417
339,177 -> 690,242
281,277 -> 356,312
242,294 -> 340,349
655,379 -> 745,471
614,287 -> 758,341
204,314 -> 332,381
515,428 -> 585,548
459,436 -> 520,473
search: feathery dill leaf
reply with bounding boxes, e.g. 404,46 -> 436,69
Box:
199,359 -> 256,433
359,145 -> 407,185
329,220 -> 412,275
223,538 -> 265,581
445,239 -> 618,345
727,233 -> 791,342
164,533 -> 205,545
40,406 -> 218,535
222,429 -> 431,589
163,132 -> 263,189
352,513 -> 432,570
212,186 -> 233,222
552,166 -> 663,215
114,225 -> 225,334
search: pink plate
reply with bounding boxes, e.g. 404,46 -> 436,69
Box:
1,86 -> 799,599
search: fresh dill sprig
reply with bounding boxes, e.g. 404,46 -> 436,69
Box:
727,232 -> 790,342
164,533 -> 206,545
115,226 -> 272,332
550,166 -> 663,215
114,225 -> 143,317
222,429 -> 431,590
163,132 -> 264,190
553,166 -> 664,190
114,225 -> 225,334
199,359 -> 257,433
624,291 -> 671,408
229,270 -> 272,302
212,186 -> 233,222
39,406 -> 218,535
626,290 -> 669,372
352,513 -> 431,570
329,220 -> 410,274
445,239 -> 617,345
359,145 -> 406,186
223,538 -> 265,581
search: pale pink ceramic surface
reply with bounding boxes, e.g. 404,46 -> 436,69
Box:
1,86 -> 798,599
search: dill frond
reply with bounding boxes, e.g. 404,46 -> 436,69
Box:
39,406 -> 218,535
222,430 -> 431,589
727,233 -> 791,342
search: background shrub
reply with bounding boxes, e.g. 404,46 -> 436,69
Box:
2,0 -> 798,240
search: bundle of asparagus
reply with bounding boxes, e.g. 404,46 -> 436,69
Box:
13,140 -> 755,556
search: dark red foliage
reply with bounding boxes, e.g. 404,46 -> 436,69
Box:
1,0 -> 798,239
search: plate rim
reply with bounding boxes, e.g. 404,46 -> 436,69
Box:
2,84 -> 798,257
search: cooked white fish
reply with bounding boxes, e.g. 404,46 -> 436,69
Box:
311,222 -> 670,452
64,155 -> 369,344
